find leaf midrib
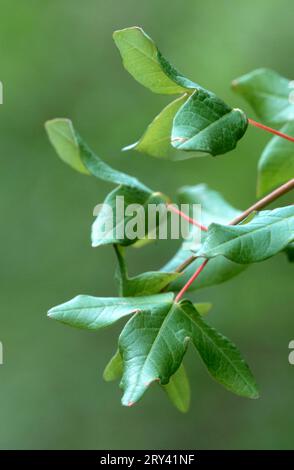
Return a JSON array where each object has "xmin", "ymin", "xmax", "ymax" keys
[{"xmin": 126, "ymin": 301, "xmax": 176, "ymax": 399}]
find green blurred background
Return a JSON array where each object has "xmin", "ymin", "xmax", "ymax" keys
[{"xmin": 0, "ymin": 0, "xmax": 293, "ymax": 450}]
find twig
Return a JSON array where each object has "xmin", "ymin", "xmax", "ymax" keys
[
  {"xmin": 173, "ymin": 178, "xmax": 294, "ymax": 299},
  {"xmin": 167, "ymin": 204, "xmax": 208, "ymax": 231},
  {"xmin": 249, "ymin": 119, "xmax": 294, "ymax": 143},
  {"xmin": 229, "ymin": 179, "xmax": 294, "ymax": 225}
]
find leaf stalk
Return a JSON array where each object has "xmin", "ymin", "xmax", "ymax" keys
[{"xmin": 248, "ymin": 118, "xmax": 294, "ymax": 143}]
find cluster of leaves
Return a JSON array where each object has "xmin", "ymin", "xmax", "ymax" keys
[
  {"xmin": 46, "ymin": 27, "xmax": 294, "ymax": 412},
  {"xmin": 115, "ymin": 26, "xmax": 248, "ymax": 159}
]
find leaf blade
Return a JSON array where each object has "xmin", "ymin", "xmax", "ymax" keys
[
  {"xmin": 194, "ymin": 302, "xmax": 212, "ymax": 316},
  {"xmin": 232, "ymin": 68, "xmax": 294, "ymax": 124},
  {"xmin": 114, "ymin": 245, "xmax": 179, "ymax": 296},
  {"xmin": 180, "ymin": 301, "xmax": 259, "ymax": 399},
  {"xmin": 45, "ymin": 118, "xmax": 89, "ymax": 174},
  {"xmin": 45, "ymin": 118, "xmax": 148, "ymax": 191},
  {"xmin": 48, "ymin": 293, "xmax": 174, "ymax": 330},
  {"xmin": 103, "ymin": 350, "xmax": 123, "ymax": 382},
  {"xmin": 120, "ymin": 299, "xmax": 258, "ymax": 406},
  {"xmin": 113, "ymin": 26, "xmax": 196, "ymax": 95},
  {"xmin": 171, "ymin": 90, "xmax": 248, "ymax": 156},
  {"xmin": 163, "ymin": 364, "xmax": 191, "ymax": 413},
  {"xmin": 119, "ymin": 302, "xmax": 189, "ymax": 406},
  {"xmin": 198, "ymin": 206, "xmax": 294, "ymax": 264},
  {"xmin": 124, "ymin": 95, "xmax": 188, "ymax": 159},
  {"xmin": 257, "ymin": 122, "xmax": 294, "ymax": 196}
]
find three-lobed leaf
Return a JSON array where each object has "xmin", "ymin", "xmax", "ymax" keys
[
  {"xmin": 171, "ymin": 89, "xmax": 248, "ymax": 156},
  {"xmin": 198, "ymin": 206, "xmax": 294, "ymax": 264},
  {"xmin": 232, "ymin": 68, "xmax": 294, "ymax": 124},
  {"xmin": 120, "ymin": 300, "xmax": 258, "ymax": 406}
]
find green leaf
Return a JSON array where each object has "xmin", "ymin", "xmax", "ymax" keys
[
  {"xmin": 177, "ymin": 183, "xmax": 241, "ymax": 225},
  {"xmin": 232, "ymin": 68, "xmax": 294, "ymax": 124},
  {"xmin": 45, "ymin": 118, "xmax": 147, "ymax": 191},
  {"xmin": 113, "ymin": 27, "xmax": 196, "ymax": 95},
  {"xmin": 103, "ymin": 350, "xmax": 123, "ymax": 382},
  {"xmin": 257, "ymin": 122, "xmax": 294, "ymax": 196},
  {"xmin": 114, "ymin": 246, "xmax": 179, "ymax": 296},
  {"xmin": 119, "ymin": 301, "xmax": 187, "ymax": 406},
  {"xmin": 198, "ymin": 206, "xmax": 294, "ymax": 264},
  {"xmin": 194, "ymin": 302, "xmax": 212, "ymax": 316},
  {"xmin": 162, "ymin": 184, "xmax": 247, "ymax": 292},
  {"xmin": 124, "ymin": 95, "xmax": 195, "ymax": 160},
  {"xmin": 171, "ymin": 89, "xmax": 248, "ymax": 156},
  {"xmin": 91, "ymin": 186, "xmax": 168, "ymax": 247},
  {"xmin": 45, "ymin": 118, "xmax": 89, "ymax": 174},
  {"xmin": 163, "ymin": 364, "xmax": 190, "ymax": 413},
  {"xmin": 120, "ymin": 300, "xmax": 258, "ymax": 406},
  {"xmin": 48, "ymin": 293, "xmax": 174, "ymax": 330},
  {"xmin": 123, "ymin": 272, "xmax": 180, "ymax": 296}
]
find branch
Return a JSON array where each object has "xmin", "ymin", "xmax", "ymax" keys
[
  {"xmin": 173, "ymin": 178, "xmax": 294, "ymax": 300},
  {"xmin": 175, "ymin": 254, "xmax": 196, "ymax": 273},
  {"xmin": 175, "ymin": 259, "xmax": 208, "ymax": 302},
  {"xmin": 167, "ymin": 204, "xmax": 208, "ymax": 231},
  {"xmin": 229, "ymin": 178, "xmax": 294, "ymax": 225}
]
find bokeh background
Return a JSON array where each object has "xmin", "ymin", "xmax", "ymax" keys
[{"xmin": 0, "ymin": 0, "xmax": 293, "ymax": 450}]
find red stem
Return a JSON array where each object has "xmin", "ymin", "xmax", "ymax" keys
[
  {"xmin": 167, "ymin": 204, "xmax": 208, "ymax": 232},
  {"xmin": 248, "ymin": 118, "xmax": 294, "ymax": 143},
  {"xmin": 175, "ymin": 259, "xmax": 209, "ymax": 302},
  {"xmin": 174, "ymin": 178, "xmax": 294, "ymax": 302}
]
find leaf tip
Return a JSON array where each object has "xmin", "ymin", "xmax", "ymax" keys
[
  {"xmin": 113, "ymin": 26, "xmax": 144, "ymax": 41},
  {"xmin": 47, "ymin": 308, "xmax": 55, "ymax": 319},
  {"xmin": 45, "ymin": 117, "xmax": 72, "ymax": 131},
  {"xmin": 251, "ymin": 389, "xmax": 260, "ymax": 400},
  {"xmin": 122, "ymin": 142, "xmax": 138, "ymax": 152}
]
